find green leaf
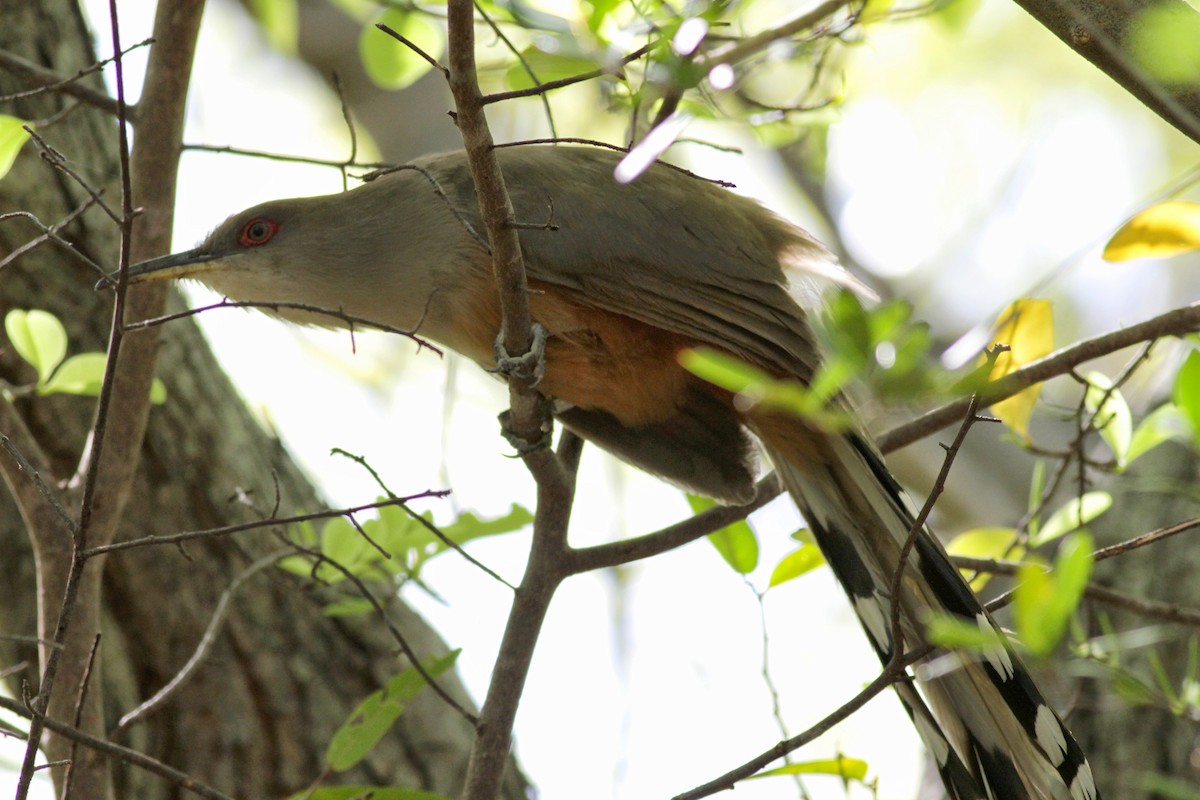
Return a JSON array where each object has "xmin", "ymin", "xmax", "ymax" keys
[
  {"xmin": 504, "ymin": 45, "xmax": 605, "ymax": 91},
  {"xmin": 323, "ymin": 597, "xmax": 375, "ymax": 618},
  {"xmin": 768, "ymin": 545, "xmax": 826, "ymax": 587},
  {"xmin": 278, "ymin": 554, "xmax": 317, "ymax": 576},
  {"xmin": 40, "ymin": 353, "xmax": 106, "ymax": 396},
  {"xmin": 752, "ymin": 756, "xmax": 869, "ymax": 781},
  {"xmin": 5, "ymin": 309, "xmax": 67, "ymax": 383},
  {"xmin": 360, "ymin": 9, "xmax": 444, "ymax": 91},
  {"xmin": 1128, "ymin": 4, "xmax": 1200, "ymax": 87},
  {"xmin": 320, "ymin": 516, "xmax": 378, "ymax": 580},
  {"xmin": 326, "ymin": 650, "xmax": 460, "ymax": 772},
  {"xmin": 247, "ymin": 0, "xmax": 298, "ymax": 53},
  {"xmin": 149, "ymin": 377, "xmax": 168, "ymax": 404},
  {"xmin": 1015, "ymin": 532, "xmax": 1094, "ymax": 656},
  {"xmin": 687, "ymin": 494, "xmax": 758, "ymax": 574},
  {"xmin": 1174, "ymin": 351, "xmax": 1200, "ymax": 443},
  {"xmin": 0, "ymin": 115, "xmax": 31, "ymax": 180},
  {"xmin": 1030, "ymin": 491, "xmax": 1111, "ymax": 547},
  {"xmin": 439, "ymin": 504, "xmax": 533, "ymax": 544},
  {"xmin": 1127, "ymin": 403, "xmax": 1191, "ymax": 464},
  {"xmin": 680, "ymin": 348, "xmax": 846, "ymax": 428},
  {"xmin": 945, "ymin": 527, "xmax": 1023, "ymax": 590},
  {"xmin": 1137, "ymin": 774, "xmax": 1200, "ymax": 800},
  {"xmin": 297, "ymin": 787, "xmax": 448, "ymax": 800},
  {"xmin": 1084, "ymin": 372, "xmax": 1133, "ymax": 466},
  {"xmin": 925, "ymin": 613, "xmax": 1006, "ymax": 650}
]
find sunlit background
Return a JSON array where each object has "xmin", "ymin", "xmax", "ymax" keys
[{"xmin": 4, "ymin": 0, "xmax": 1198, "ymax": 797}]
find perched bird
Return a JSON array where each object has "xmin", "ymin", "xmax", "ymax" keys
[{"xmin": 126, "ymin": 145, "xmax": 1097, "ymax": 800}]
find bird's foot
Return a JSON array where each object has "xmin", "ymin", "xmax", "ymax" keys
[
  {"xmin": 491, "ymin": 323, "xmax": 547, "ymax": 388},
  {"xmin": 498, "ymin": 406, "xmax": 554, "ymax": 454}
]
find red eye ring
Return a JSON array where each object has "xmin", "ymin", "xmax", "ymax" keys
[{"xmin": 238, "ymin": 218, "xmax": 279, "ymax": 247}]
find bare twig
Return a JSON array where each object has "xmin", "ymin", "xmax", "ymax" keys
[
  {"xmin": 79, "ymin": 492, "xmax": 450, "ymax": 558},
  {"xmin": 878, "ymin": 302, "xmax": 1200, "ymax": 453},
  {"xmin": 887, "ymin": 393, "xmax": 987, "ymax": 656},
  {"xmin": 0, "ymin": 41, "xmax": 152, "ymax": 118},
  {"xmin": 118, "ymin": 297, "xmax": 441, "ymax": 354},
  {"xmin": 482, "ymin": 44, "xmax": 654, "ymax": 106},
  {"xmin": 114, "ymin": 552, "xmax": 286, "ymax": 733},
  {"xmin": 672, "ymin": 646, "xmax": 928, "ymax": 800},
  {"xmin": 0, "ymin": 696, "xmax": 235, "ymax": 800}
]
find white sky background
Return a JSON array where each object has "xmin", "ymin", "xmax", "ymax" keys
[{"xmin": 4, "ymin": 0, "xmax": 1198, "ymax": 798}]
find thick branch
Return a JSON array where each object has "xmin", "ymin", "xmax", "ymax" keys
[{"xmin": 1013, "ymin": 0, "xmax": 1200, "ymax": 145}]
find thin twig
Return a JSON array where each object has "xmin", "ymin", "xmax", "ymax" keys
[
  {"xmin": 281, "ymin": 537, "xmax": 478, "ymax": 724},
  {"xmin": 878, "ymin": 302, "xmax": 1200, "ymax": 453},
  {"xmin": 114, "ymin": 552, "xmax": 287, "ymax": 733},
  {"xmin": 672, "ymin": 646, "xmax": 929, "ymax": 800},
  {"xmin": 117, "ymin": 298, "xmax": 441, "ymax": 354},
  {"xmin": 79, "ymin": 492, "xmax": 450, "ymax": 558},
  {"xmin": 0, "ymin": 696, "xmax": 235, "ymax": 800},
  {"xmin": 483, "ymin": 44, "xmax": 654, "ymax": 106},
  {"xmin": 0, "ymin": 41, "xmax": 152, "ymax": 118},
  {"xmin": 887, "ymin": 392, "xmax": 987, "ymax": 656}
]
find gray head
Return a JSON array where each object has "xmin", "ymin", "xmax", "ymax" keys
[{"xmin": 119, "ymin": 175, "xmax": 490, "ymax": 338}]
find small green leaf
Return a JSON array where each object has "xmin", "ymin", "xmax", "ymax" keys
[
  {"xmin": 925, "ymin": 613, "xmax": 1006, "ymax": 650},
  {"xmin": 278, "ymin": 554, "xmax": 317, "ymax": 576},
  {"xmin": 1174, "ymin": 351, "xmax": 1200, "ymax": 443},
  {"xmin": 0, "ymin": 115, "xmax": 31, "ymax": 179},
  {"xmin": 752, "ymin": 756, "xmax": 869, "ymax": 781},
  {"xmin": 5, "ymin": 309, "xmax": 67, "ymax": 383},
  {"xmin": 768, "ymin": 545, "xmax": 826, "ymax": 587},
  {"xmin": 1015, "ymin": 532, "xmax": 1094, "ymax": 656},
  {"xmin": 1084, "ymin": 372, "xmax": 1133, "ymax": 466},
  {"xmin": 504, "ymin": 45, "xmax": 605, "ymax": 91},
  {"xmin": 326, "ymin": 650, "xmax": 460, "ymax": 772},
  {"xmin": 40, "ymin": 353, "xmax": 106, "ymax": 396},
  {"xmin": 1127, "ymin": 403, "xmax": 1191, "ymax": 464},
  {"xmin": 1137, "ymin": 773, "xmax": 1200, "ymax": 800},
  {"xmin": 687, "ymin": 494, "xmax": 758, "ymax": 574},
  {"xmin": 1031, "ymin": 491, "xmax": 1111, "ymax": 547},
  {"xmin": 149, "ymin": 377, "xmax": 168, "ymax": 404},
  {"xmin": 440, "ymin": 504, "xmax": 533, "ymax": 544},
  {"xmin": 247, "ymin": 0, "xmax": 298, "ymax": 53},
  {"xmin": 323, "ymin": 597, "xmax": 375, "ymax": 618},
  {"xmin": 1127, "ymin": 4, "xmax": 1200, "ymax": 87},
  {"xmin": 320, "ymin": 516, "xmax": 377, "ymax": 580},
  {"xmin": 360, "ymin": 9, "xmax": 444, "ymax": 90}
]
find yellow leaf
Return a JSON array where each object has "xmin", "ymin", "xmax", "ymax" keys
[
  {"xmin": 1103, "ymin": 201, "xmax": 1200, "ymax": 261},
  {"xmin": 946, "ymin": 526, "xmax": 1024, "ymax": 591},
  {"xmin": 983, "ymin": 299, "xmax": 1053, "ymax": 439}
]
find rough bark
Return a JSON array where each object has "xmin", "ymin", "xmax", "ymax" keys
[{"xmin": 0, "ymin": 1, "xmax": 526, "ymax": 798}]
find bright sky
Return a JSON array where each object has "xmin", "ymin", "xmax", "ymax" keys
[{"xmin": 4, "ymin": 0, "xmax": 1196, "ymax": 798}]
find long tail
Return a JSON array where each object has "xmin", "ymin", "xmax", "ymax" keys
[{"xmin": 747, "ymin": 411, "xmax": 1098, "ymax": 800}]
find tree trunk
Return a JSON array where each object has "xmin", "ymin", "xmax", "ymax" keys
[{"xmin": 0, "ymin": 2, "xmax": 526, "ymax": 797}]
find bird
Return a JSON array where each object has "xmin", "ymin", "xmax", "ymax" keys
[{"xmin": 124, "ymin": 145, "xmax": 1098, "ymax": 800}]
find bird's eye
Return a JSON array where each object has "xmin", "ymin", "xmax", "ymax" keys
[{"xmin": 238, "ymin": 218, "xmax": 279, "ymax": 247}]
